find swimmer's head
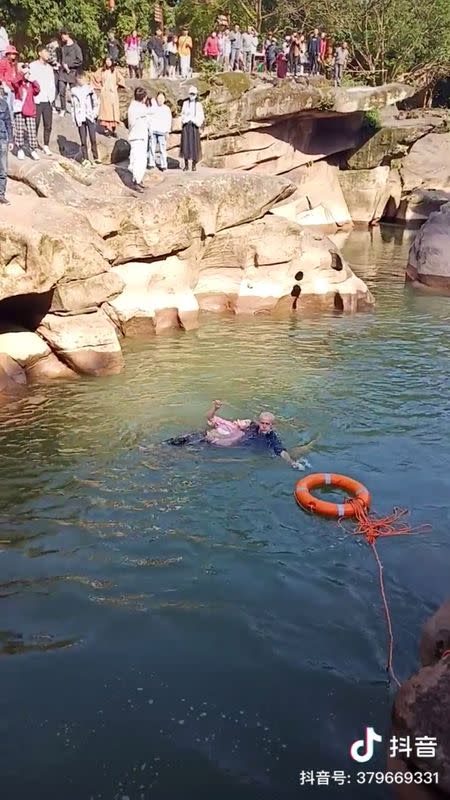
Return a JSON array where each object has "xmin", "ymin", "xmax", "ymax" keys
[{"xmin": 258, "ymin": 412, "xmax": 275, "ymax": 434}]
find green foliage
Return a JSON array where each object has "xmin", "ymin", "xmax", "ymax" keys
[
  {"xmin": 362, "ymin": 109, "xmax": 382, "ymax": 132},
  {"xmin": 1, "ymin": 0, "xmax": 449, "ymax": 82},
  {"xmin": 0, "ymin": 0, "xmax": 177, "ymax": 64},
  {"xmin": 196, "ymin": 56, "xmax": 221, "ymax": 77}
]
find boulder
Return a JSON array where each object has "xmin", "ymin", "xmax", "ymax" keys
[
  {"xmin": 202, "ymin": 113, "xmax": 365, "ymax": 173},
  {"xmin": 345, "ymin": 125, "xmax": 434, "ymax": 169},
  {"xmin": 37, "ymin": 310, "xmax": 124, "ymax": 376},
  {"xmin": 339, "ymin": 166, "xmax": 391, "ymax": 223},
  {"xmin": 100, "ymin": 173, "xmax": 294, "ymax": 264},
  {"xmin": 196, "ymin": 219, "xmax": 374, "ymax": 314},
  {"xmin": 109, "ymin": 256, "xmax": 198, "ymax": 335},
  {"xmin": 420, "ymin": 600, "xmax": 450, "ymax": 667},
  {"xmin": 0, "ymin": 352, "xmax": 27, "ymax": 396},
  {"xmin": 401, "ymin": 131, "xmax": 450, "ymax": 193},
  {"xmin": 50, "ymin": 272, "xmax": 124, "ymax": 313},
  {"xmin": 0, "ymin": 196, "xmax": 113, "ymax": 301},
  {"xmin": 26, "ymin": 352, "xmax": 79, "ymax": 381},
  {"xmin": 0, "ymin": 327, "xmax": 50, "ymax": 368},
  {"xmin": 213, "ymin": 79, "xmax": 413, "ymax": 128},
  {"xmin": 333, "ymin": 83, "xmax": 414, "ymax": 114},
  {"xmin": 395, "ymin": 188, "xmax": 449, "ymax": 226},
  {"xmin": 406, "ymin": 202, "xmax": 450, "ymax": 292},
  {"xmin": 272, "ymin": 161, "xmax": 352, "ymax": 228},
  {"xmin": 392, "ymin": 659, "xmax": 450, "ymax": 794},
  {"xmin": 8, "ymin": 153, "xmax": 94, "ymax": 197}
]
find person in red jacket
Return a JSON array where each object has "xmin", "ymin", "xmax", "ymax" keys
[
  {"xmin": 0, "ymin": 43, "xmax": 20, "ymax": 87},
  {"xmin": 203, "ymin": 31, "xmax": 219, "ymax": 60},
  {"xmin": 12, "ymin": 63, "xmax": 40, "ymax": 160},
  {"xmin": 0, "ymin": 44, "xmax": 20, "ymax": 114},
  {"xmin": 319, "ymin": 31, "xmax": 328, "ymax": 72}
]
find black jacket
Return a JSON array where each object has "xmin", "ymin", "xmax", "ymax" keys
[
  {"xmin": 61, "ymin": 41, "xmax": 83, "ymax": 70},
  {"xmin": 147, "ymin": 35, "xmax": 164, "ymax": 58}
]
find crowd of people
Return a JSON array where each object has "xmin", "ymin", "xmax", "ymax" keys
[
  {"xmin": 0, "ymin": 24, "xmax": 205, "ymax": 202},
  {"xmin": 109, "ymin": 25, "xmax": 349, "ymax": 85},
  {"xmin": 0, "ymin": 19, "xmax": 349, "ymax": 204},
  {"xmin": 201, "ymin": 26, "xmax": 349, "ymax": 83},
  {"xmin": 108, "ymin": 27, "xmax": 195, "ymax": 80}
]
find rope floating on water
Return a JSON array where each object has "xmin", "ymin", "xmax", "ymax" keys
[{"xmin": 339, "ymin": 499, "xmax": 431, "ymax": 689}]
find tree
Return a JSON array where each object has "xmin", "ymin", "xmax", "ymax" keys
[
  {"xmin": 0, "ymin": 0, "xmax": 175, "ymax": 63},
  {"xmin": 297, "ymin": 0, "xmax": 450, "ymax": 84}
]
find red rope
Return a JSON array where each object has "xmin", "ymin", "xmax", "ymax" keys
[{"xmin": 339, "ymin": 498, "xmax": 431, "ymax": 688}]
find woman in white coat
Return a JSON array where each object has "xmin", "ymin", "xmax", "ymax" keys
[{"xmin": 179, "ymin": 85, "xmax": 204, "ymax": 172}]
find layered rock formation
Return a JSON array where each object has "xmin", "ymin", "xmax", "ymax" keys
[
  {"xmin": 406, "ymin": 202, "xmax": 450, "ymax": 292},
  {"xmin": 0, "ymin": 159, "xmax": 374, "ymax": 399}
]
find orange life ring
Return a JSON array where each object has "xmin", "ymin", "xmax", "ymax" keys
[{"xmin": 294, "ymin": 473, "xmax": 371, "ymax": 518}]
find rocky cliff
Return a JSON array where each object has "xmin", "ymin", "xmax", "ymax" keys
[
  {"xmin": 0, "ymin": 159, "xmax": 374, "ymax": 400},
  {"xmin": 3, "ymin": 73, "xmax": 439, "ymax": 400}
]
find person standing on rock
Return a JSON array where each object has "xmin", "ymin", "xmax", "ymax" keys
[
  {"xmin": 0, "ymin": 45, "xmax": 20, "ymax": 115},
  {"xmin": 93, "ymin": 56, "xmax": 125, "ymax": 138},
  {"xmin": 127, "ymin": 87, "xmax": 151, "ymax": 192},
  {"xmin": 178, "ymin": 28, "xmax": 193, "ymax": 79},
  {"xmin": 250, "ymin": 28, "xmax": 259, "ymax": 72},
  {"xmin": 58, "ymin": 30, "xmax": 83, "ymax": 117},
  {"xmin": 12, "ymin": 63, "xmax": 40, "ymax": 160},
  {"xmin": 289, "ymin": 34, "xmax": 301, "ymax": 77},
  {"xmin": 45, "ymin": 36, "xmax": 61, "ymax": 111},
  {"xmin": 333, "ymin": 42, "xmax": 349, "ymax": 86},
  {"xmin": 180, "ymin": 85, "xmax": 204, "ymax": 172},
  {"xmin": 219, "ymin": 28, "xmax": 231, "ymax": 71},
  {"xmin": 203, "ymin": 31, "xmax": 219, "ymax": 61},
  {"xmin": 299, "ymin": 34, "xmax": 308, "ymax": 75},
  {"xmin": 148, "ymin": 29, "xmax": 165, "ymax": 78},
  {"xmin": 30, "ymin": 46, "xmax": 56, "ymax": 155},
  {"xmin": 124, "ymin": 30, "xmax": 141, "ymax": 79},
  {"xmin": 265, "ymin": 37, "xmax": 277, "ymax": 74},
  {"xmin": 241, "ymin": 27, "xmax": 253, "ymax": 73},
  {"xmin": 0, "ymin": 82, "xmax": 13, "ymax": 204},
  {"xmin": 319, "ymin": 31, "xmax": 328, "ymax": 72},
  {"xmin": 148, "ymin": 91, "xmax": 172, "ymax": 172},
  {"xmin": 166, "ymin": 35, "xmax": 178, "ymax": 79},
  {"xmin": 106, "ymin": 31, "xmax": 121, "ymax": 65},
  {"xmin": 308, "ymin": 28, "xmax": 321, "ymax": 75},
  {"xmin": 229, "ymin": 24, "xmax": 242, "ymax": 71},
  {"xmin": 71, "ymin": 70, "xmax": 100, "ymax": 167}
]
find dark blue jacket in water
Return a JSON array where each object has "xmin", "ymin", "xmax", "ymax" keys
[{"xmin": 241, "ymin": 422, "xmax": 284, "ymax": 456}]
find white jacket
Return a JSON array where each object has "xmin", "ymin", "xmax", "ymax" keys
[
  {"xmin": 127, "ymin": 100, "xmax": 151, "ymax": 141},
  {"xmin": 181, "ymin": 99, "xmax": 204, "ymax": 128},
  {"xmin": 29, "ymin": 60, "xmax": 56, "ymax": 104},
  {"xmin": 71, "ymin": 84, "xmax": 98, "ymax": 125},
  {"xmin": 151, "ymin": 103, "xmax": 172, "ymax": 135}
]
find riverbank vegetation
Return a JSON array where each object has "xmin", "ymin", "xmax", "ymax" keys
[{"xmin": 2, "ymin": 0, "xmax": 449, "ymax": 88}]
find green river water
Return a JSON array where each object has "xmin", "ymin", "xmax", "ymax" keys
[{"xmin": 1, "ymin": 226, "xmax": 450, "ymax": 799}]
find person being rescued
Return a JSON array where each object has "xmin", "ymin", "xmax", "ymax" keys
[{"xmin": 169, "ymin": 399, "xmax": 307, "ymax": 469}]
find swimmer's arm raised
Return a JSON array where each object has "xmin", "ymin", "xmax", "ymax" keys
[{"xmin": 206, "ymin": 399, "xmax": 222, "ymax": 426}]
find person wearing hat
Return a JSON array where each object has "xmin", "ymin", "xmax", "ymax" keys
[
  {"xmin": 0, "ymin": 45, "xmax": 20, "ymax": 115},
  {"xmin": 0, "ymin": 44, "xmax": 19, "ymax": 87},
  {"xmin": 179, "ymin": 85, "xmax": 204, "ymax": 172}
]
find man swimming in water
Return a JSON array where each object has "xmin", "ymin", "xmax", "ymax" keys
[{"xmin": 169, "ymin": 400, "xmax": 304, "ymax": 468}]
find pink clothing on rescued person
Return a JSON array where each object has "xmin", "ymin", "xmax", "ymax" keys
[{"xmin": 206, "ymin": 414, "xmax": 251, "ymax": 446}]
